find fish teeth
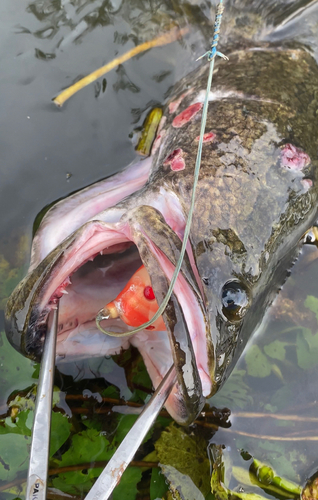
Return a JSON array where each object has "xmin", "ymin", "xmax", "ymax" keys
[
  {"xmin": 100, "ymin": 250, "xmax": 104, "ymax": 255},
  {"xmin": 61, "ymin": 289, "xmax": 68, "ymax": 294}
]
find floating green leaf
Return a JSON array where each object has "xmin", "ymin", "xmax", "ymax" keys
[
  {"xmin": 245, "ymin": 345, "xmax": 271, "ymax": 378},
  {"xmin": 53, "ymin": 457, "xmax": 141, "ymax": 498},
  {"xmin": 8, "ymin": 385, "xmax": 61, "ymax": 414},
  {"xmin": 52, "ymin": 428, "xmax": 116, "ymax": 495},
  {"xmin": 304, "ymin": 295, "xmax": 318, "ymax": 323},
  {"xmin": 270, "ymin": 384, "xmax": 293, "ymax": 412},
  {"xmin": 113, "ymin": 467, "xmax": 142, "ymax": 500},
  {"xmin": 57, "ymin": 428, "xmax": 115, "ymax": 467},
  {"xmin": 155, "ymin": 424, "xmax": 210, "ymax": 498},
  {"xmin": 102, "ymin": 385, "xmax": 121, "ymax": 399},
  {"xmin": 114, "ymin": 415, "xmax": 139, "ymax": 445},
  {"xmin": 263, "ymin": 341, "xmax": 287, "ymax": 361},
  {"xmin": 1, "ymin": 481, "xmax": 26, "ymax": 499},
  {"xmin": 296, "ymin": 328, "xmax": 318, "ymax": 370},
  {"xmin": 50, "ymin": 412, "xmax": 72, "ymax": 457},
  {"xmin": 210, "ymin": 370, "xmax": 253, "ymax": 409},
  {"xmin": 0, "ymin": 410, "xmax": 32, "ymax": 437},
  {"xmin": 150, "ymin": 467, "xmax": 168, "ymax": 500},
  {"xmin": 52, "ymin": 468, "xmax": 100, "ymax": 496},
  {"xmin": 0, "ymin": 433, "xmax": 30, "ymax": 481},
  {"xmin": 114, "ymin": 414, "xmax": 154, "ymax": 446}
]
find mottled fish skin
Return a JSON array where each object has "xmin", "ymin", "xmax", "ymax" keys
[
  {"xmin": 5, "ymin": 44, "xmax": 318, "ymax": 424},
  {"xmin": 130, "ymin": 45, "xmax": 318, "ymax": 390}
]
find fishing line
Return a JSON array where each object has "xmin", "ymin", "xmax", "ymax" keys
[{"xmin": 96, "ymin": 0, "xmax": 228, "ymax": 337}]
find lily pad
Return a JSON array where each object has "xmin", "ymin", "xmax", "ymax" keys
[
  {"xmin": 263, "ymin": 341, "xmax": 287, "ymax": 361},
  {"xmin": 296, "ymin": 328, "xmax": 318, "ymax": 370},
  {"xmin": 245, "ymin": 345, "xmax": 271, "ymax": 378},
  {"xmin": 0, "ymin": 433, "xmax": 30, "ymax": 482}
]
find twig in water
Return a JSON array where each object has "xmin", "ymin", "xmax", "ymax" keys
[
  {"xmin": 233, "ymin": 411, "xmax": 318, "ymax": 423},
  {"xmin": 53, "ymin": 27, "xmax": 188, "ymax": 107},
  {"xmin": 224, "ymin": 428, "xmax": 318, "ymax": 441}
]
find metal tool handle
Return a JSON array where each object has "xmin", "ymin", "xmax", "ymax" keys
[
  {"xmin": 85, "ymin": 364, "xmax": 177, "ymax": 500},
  {"xmin": 26, "ymin": 306, "xmax": 59, "ymax": 500}
]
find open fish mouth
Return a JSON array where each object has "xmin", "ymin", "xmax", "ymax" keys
[
  {"xmin": 31, "ymin": 219, "xmax": 210, "ymax": 391},
  {"xmin": 6, "ymin": 172, "xmax": 211, "ymax": 424}
]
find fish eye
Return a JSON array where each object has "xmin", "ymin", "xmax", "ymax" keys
[{"xmin": 221, "ymin": 281, "xmax": 249, "ymax": 321}]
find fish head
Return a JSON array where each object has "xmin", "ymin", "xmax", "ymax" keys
[{"xmin": 5, "ymin": 46, "xmax": 318, "ymax": 425}]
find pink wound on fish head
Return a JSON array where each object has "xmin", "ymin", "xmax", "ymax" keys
[
  {"xmin": 195, "ymin": 132, "xmax": 216, "ymax": 143},
  {"xmin": 281, "ymin": 144, "xmax": 311, "ymax": 171},
  {"xmin": 172, "ymin": 103, "xmax": 203, "ymax": 128},
  {"xmin": 170, "ymin": 157, "xmax": 185, "ymax": 171},
  {"xmin": 163, "ymin": 148, "xmax": 185, "ymax": 171}
]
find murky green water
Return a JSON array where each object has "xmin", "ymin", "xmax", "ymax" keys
[{"xmin": 1, "ymin": 0, "xmax": 318, "ymax": 499}]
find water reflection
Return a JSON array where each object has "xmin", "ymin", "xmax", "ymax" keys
[{"xmin": 20, "ymin": 0, "xmax": 211, "ymax": 54}]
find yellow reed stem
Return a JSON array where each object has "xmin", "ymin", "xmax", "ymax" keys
[{"xmin": 53, "ymin": 26, "xmax": 189, "ymax": 107}]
